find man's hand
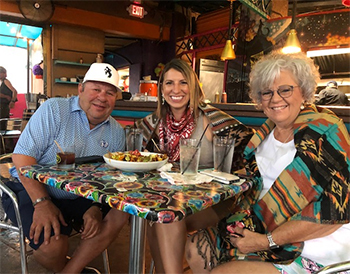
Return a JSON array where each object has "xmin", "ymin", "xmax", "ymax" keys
[
  {"xmin": 80, "ymin": 206, "xmax": 103, "ymax": 240},
  {"xmin": 30, "ymin": 200, "xmax": 67, "ymax": 245}
]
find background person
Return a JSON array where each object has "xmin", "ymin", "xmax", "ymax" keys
[
  {"xmin": 186, "ymin": 52, "xmax": 350, "ymax": 274},
  {"xmin": 136, "ymin": 58, "xmax": 254, "ymax": 273},
  {"xmin": 0, "ymin": 66, "xmax": 18, "ymax": 131},
  {"xmin": 314, "ymin": 80, "xmax": 349, "ymax": 106},
  {"xmin": 2, "ymin": 63, "xmax": 129, "ymax": 274}
]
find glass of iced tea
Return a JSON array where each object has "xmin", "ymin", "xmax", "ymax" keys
[{"xmin": 56, "ymin": 146, "xmax": 75, "ymax": 169}]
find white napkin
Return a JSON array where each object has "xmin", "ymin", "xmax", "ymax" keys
[
  {"xmin": 157, "ymin": 163, "xmax": 173, "ymax": 172},
  {"xmin": 160, "ymin": 171, "xmax": 213, "ymax": 185}
]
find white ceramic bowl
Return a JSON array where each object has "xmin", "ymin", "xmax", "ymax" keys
[
  {"xmin": 103, "ymin": 151, "xmax": 168, "ymax": 172},
  {"xmin": 60, "ymin": 77, "xmax": 67, "ymax": 81},
  {"xmin": 70, "ymin": 77, "xmax": 77, "ymax": 82}
]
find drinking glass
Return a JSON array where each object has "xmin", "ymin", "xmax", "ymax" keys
[
  {"xmin": 56, "ymin": 145, "xmax": 75, "ymax": 169},
  {"xmin": 213, "ymin": 136, "xmax": 235, "ymax": 173},
  {"xmin": 180, "ymin": 139, "xmax": 201, "ymax": 177},
  {"xmin": 125, "ymin": 128, "xmax": 143, "ymax": 151}
]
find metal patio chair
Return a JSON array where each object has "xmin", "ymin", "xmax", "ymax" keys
[
  {"xmin": 0, "ymin": 118, "xmax": 23, "ymax": 154},
  {"xmin": 315, "ymin": 260, "xmax": 350, "ymax": 274},
  {"xmin": 0, "ymin": 153, "xmax": 111, "ymax": 274}
]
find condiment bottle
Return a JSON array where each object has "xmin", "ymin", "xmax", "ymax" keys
[
  {"xmin": 96, "ymin": 54, "xmax": 103, "ymax": 63},
  {"xmin": 222, "ymin": 91, "xmax": 227, "ymax": 103},
  {"xmin": 215, "ymin": 91, "xmax": 220, "ymax": 103},
  {"xmin": 79, "ymin": 57, "xmax": 83, "ymax": 64}
]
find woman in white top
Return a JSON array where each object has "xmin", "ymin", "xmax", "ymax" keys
[{"xmin": 185, "ymin": 52, "xmax": 350, "ymax": 274}]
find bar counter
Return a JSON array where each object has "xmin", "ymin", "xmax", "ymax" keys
[{"xmin": 112, "ymin": 101, "xmax": 350, "ymax": 132}]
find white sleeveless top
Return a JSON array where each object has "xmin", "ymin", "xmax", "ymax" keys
[{"xmin": 256, "ymin": 128, "xmax": 296, "ymax": 199}]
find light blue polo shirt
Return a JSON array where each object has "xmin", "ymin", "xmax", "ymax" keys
[{"xmin": 11, "ymin": 96, "xmax": 125, "ymax": 198}]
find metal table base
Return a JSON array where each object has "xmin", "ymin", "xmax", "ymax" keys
[{"xmin": 129, "ymin": 215, "xmax": 147, "ymax": 274}]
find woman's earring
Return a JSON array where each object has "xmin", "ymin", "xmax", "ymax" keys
[
  {"xmin": 162, "ymin": 96, "xmax": 165, "ymax": 105},
  {"xmin": 300, "ymin": 103, "xmax": 305, "ymax": 110}
]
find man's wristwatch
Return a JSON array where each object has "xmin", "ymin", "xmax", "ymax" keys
[
  {"xmin": 266, "ymin": 232, "xmax": 280, "ymax": 250},
  {"xmin": 90, "ymin": 202, "xmax": 103, "ymax": 211}
]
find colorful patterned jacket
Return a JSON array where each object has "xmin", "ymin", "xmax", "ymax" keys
[
  {"xmin": 241, "ymin": 104, "xmax": 350, "ymax": 231},
  {"xmin": 135, "ymin": 103, "xmax": 254, "ymax": 171}
]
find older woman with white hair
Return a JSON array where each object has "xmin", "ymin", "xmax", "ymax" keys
[{"xmin": 185, "ymin": 52, "xmax": 350, "ymax": 274}]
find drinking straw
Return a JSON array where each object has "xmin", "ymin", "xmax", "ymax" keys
[
  {"xmin": 181, "ymin": 123, "xmax": 210, "ymax": 175},
  {"xmin": 133, "ymin": 120, "xmax": 136, "ymax": 151},
  {"xmin": 54, "ymin": 140, "xmax": 65, "ymax": 154},
  {"xmin": 151, "ymin": 139, "xmax": 161, "ymax": 152}
]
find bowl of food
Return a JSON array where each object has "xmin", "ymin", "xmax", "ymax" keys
[{"xmin": 103, "ymin": 150, "xmax": 168, "ymax": 172}]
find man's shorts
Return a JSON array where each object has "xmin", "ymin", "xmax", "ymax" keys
[{"xmin": 1, "ymin": 180, "xmax": 111, "ymax": 250}]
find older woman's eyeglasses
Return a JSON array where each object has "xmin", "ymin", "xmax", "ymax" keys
[{"xmin": 259, "ymin": 85, "xmax": 298, "ymax": 101}]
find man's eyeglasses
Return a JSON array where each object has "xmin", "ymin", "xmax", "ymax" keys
[{"xmin": 259, "ymin": 85, "xmax": 298, "ymax": 101}]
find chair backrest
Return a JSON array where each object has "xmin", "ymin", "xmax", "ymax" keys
[
  {"xmin": 0, "ymin": 118, "xmax": 23, "ymax": 133},
  {"xmin": 0, "ymin": 119, "xmax": 23, "ymax": 153},
  {"xmin": 0, "ymin": 154, "xmax": 13, "ymax": 178}
]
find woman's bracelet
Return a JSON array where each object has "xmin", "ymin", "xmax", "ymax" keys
[{"xmin": 32, "ymin": 196, "xmax": 51, "ymax": 207}]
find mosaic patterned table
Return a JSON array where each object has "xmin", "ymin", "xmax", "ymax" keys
[{"xmin": 19, "ymin": 162, "xmax": 252, "ymax": 273}]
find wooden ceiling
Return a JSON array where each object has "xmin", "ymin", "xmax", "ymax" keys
[
  {"xmin": 1, "ymin": 0, "xmax": 347, "ymax": 53},
  {"xmin": 104, "ymin": 0, "xmax": 347, "ymax": 52}
]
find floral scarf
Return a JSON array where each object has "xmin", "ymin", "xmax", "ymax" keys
[{"xmin": 158, "ymin": 108, "xmax": 195, "ymax": 162}]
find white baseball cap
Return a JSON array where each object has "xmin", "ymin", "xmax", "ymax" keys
[{"xmin": 83, "ymin": 63, "xmax": 119, "ymax": 89}]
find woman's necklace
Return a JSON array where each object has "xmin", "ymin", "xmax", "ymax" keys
[{"xmin": 274, "ymin": 129, "xmax": 294, "ymax": 144}]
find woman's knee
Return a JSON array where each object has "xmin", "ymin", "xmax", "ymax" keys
[
  {"xmin": 185, "ymin": 235, "xmax": 197, "ymax": 263},
  {"xmin": 103, "ymin": 209, "xmax": 129, "ymax": 233},
  {"xmin": 185, "ymin": 207, "xmax": 219, "ymax": 232}
]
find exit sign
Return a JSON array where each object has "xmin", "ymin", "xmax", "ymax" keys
[{"xmin": 127, "ymin": 4, "xmax": 147, "ymax": 19}]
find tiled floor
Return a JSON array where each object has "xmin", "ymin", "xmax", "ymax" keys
[
  {"xmin": 0, "ymin": 216, "xmax": 153, "ymax": 274},
  {"xmin": 0, "ymin": 216, "xmax": 193, "ymax": 274}
]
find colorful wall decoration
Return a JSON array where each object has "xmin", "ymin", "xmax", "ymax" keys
[{"xmin": 225, "ymin": 9, "xmax": 350, "ymax": 103}]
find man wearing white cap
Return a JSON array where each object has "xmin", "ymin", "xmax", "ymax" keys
[{"xmin": 2, "ymin": 63, "xmax": 129, "ymax": 274}]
